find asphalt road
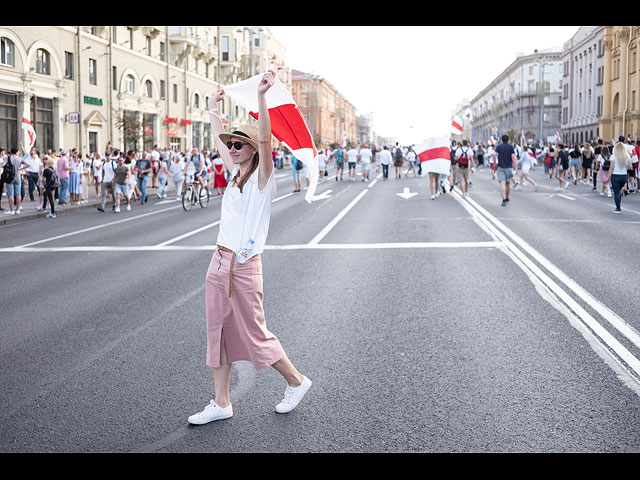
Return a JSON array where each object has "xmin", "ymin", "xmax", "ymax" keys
[{"xmin": 1, "ymin": 163, "xmax": 640, "ymax": 453}]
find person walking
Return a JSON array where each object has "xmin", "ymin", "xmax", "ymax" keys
[
  {"xmin": 378, "ymin": 145, "xmax": 391, "ymax": 180},
  {"xmin": 581, "ymin": 142, "xmax": 595, "ymax": 186},
  {"xmin": 596, "ymin": 145, "xmax": 612, "ymax": 197},
  {"xmin": 454, "ymin": 139, "xmax": 473, "ymax": 197},
  {"xmin": 517, "ymin": 146, "xmax": 539, "ymax": 191},
  {"xmin": 97, "ymin": 153, "xmax": 116, "ymax": 212},
  {"xmin": 212, "ymin": 153, "xmax": 227, "ymax": 195},
  {"xmin": 495, "ymin": 135, "xmax": 517, "ymax": 206},
  {"xmin": 188, "ymin": 71, "xmax": 312, "ymax": 425},
  {"xmin": 608, "ymin": 141, "xmax": 633, "ymax": 214},
  {"xmin": 113, "ymin": 156, "xmax": 130, "ymax": 213},
  {"xmin": 359, "ymin": 144, "xmax": 372, "ymax": 181},
  {"xmin": 39, "ymin": 156, "xmax": 57, "ymax": 218},
  {"xmin": 332, "ymin": 147, "xmax": 345, "ymax": 181},
  {"xmin": 134, "ymin": 151, "xmax": 153, "ymax": 204},
  {"xmin": 393, "ymin": 144, "xmax": 404, "ymax": 179}
]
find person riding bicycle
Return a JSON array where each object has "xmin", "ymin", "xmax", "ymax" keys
[{"xmin": 184, "ymin": 147, "xmax": 205, "ymax": 195}]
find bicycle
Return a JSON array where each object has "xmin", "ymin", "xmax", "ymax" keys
[{"xmin": 182, "ymin": 174, "xmax": 209, "ymax": 211}]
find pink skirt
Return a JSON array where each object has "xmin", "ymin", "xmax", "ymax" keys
[{"xmin": 205, "ymin": 248, "xmax": 285, "ymax": 370}]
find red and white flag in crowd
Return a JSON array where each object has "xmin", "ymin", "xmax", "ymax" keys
[
  {"xmin": 555, "ymin": 131, "xmax": 561, "ymax": 144},
  {"xmin": 488, "ymin": 136, "xmax": 496, "ymax": 146},
  {"xmin": 415, "ymin": 136, "xmax": 451, "ymax": 175},
  {"xmin": 223, "ymin": 72, "xmax": 318, "ymax": 203},
  {"xmin": 520, "ymin": 130, "xmax": 525, "ymax": 148},
  {"xmin": 22, "ymin": 117, "xmax": 36, "ymax": 149},
  {"xmin": 451, "ymin": 116, "xmax": 463, "ymax": 135}
]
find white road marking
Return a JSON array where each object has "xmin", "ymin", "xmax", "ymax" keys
[{"xmin": 451, "ymin": 188, "xmax": 640, "ymax": 392}]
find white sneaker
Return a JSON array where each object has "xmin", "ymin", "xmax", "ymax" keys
[
  {"xmin": 276, "ymin": 375, "xmax": 312, "ymax": 413},
  {"xmin": 114, "ymin": 207, "xmax": 120, "ymax": 213},
  {"xmin": 4, "ymin": 209, "xmax": 14, "ymax": 215},
  {"xmin": 188, "ymin": 400, "xmax": 233, "ymax": 425},
  {"xmin": 127, "ymin": 204, "xmax": 131, "ymax": 211}
]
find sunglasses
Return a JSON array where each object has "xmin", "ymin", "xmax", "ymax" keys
[{"xmin": 226, "ymin": 141, "xmax": 250, "ymax": 150}]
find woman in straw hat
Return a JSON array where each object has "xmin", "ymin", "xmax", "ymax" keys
[{"xmin": 188, "ymin": 71, "xmax": 311, "ymax": 425}]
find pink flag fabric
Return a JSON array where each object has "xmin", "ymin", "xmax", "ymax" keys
[
  {"xmin": 223, "ymin": 73, "xmax": 319, "ymax": 203},
  {"xmin": 415, "ymin": 136, "xmax": 451, "ymax": 175}
]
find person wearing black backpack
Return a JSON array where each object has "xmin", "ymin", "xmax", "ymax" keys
[
  {"xmin": 2, "ymin": 148, "xmax": 31, "ymax": 216},
  {"xmin": 38, "ymin": 156, "xmax": 57, "ymax": 218}
]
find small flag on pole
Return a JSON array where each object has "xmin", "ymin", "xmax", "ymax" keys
[{"xmin": 451, "ymin": 116, "xmax": 463, "ymax": 135}]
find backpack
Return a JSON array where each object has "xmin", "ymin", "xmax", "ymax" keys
[
  {"xmin": 602, "ymin": 156, "xmax": 610, "ymax": 171},
  {"xmin": 395, "ymin": 148, "xmax": 403, "ymax": 160},
  {"xmin": 46, "ymin": 167, "xmax": 59, "ymax": 189},
  {"xmin": 1, "ymin": 158, "xmax": 15, "ymax": 183},
  {"xmin": 458, "ymin": 148, "xmax": 469, "ymax": 168},
  {"xmin": 295, "ymin": 159, "xmax": 304, "ymax": 170}
]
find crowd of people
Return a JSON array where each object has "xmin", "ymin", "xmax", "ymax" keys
[
  {"xmin": 305, "ymin": 135, "xmax": 640, "ymax": 214},
  {"xmin": 2, "ymin": 135, "xmax": 638, "ymax": 219},
  {"xmin": 0, "ymin": 144, "xmax": 242, "ymax": 218}
]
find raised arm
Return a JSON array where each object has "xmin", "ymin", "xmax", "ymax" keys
[
  {"xmin": 208, "ymin": 90, "xmax": 235, "ymax": 174},
  {"xmin": 257, "ymin": 70, "xmax": 275, "ymax": 189}
]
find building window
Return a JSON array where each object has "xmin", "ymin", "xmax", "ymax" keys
[
  {"xmin": 36, "ymin": 49, "xmax": 51, "ymax": 75},
  {"xmin": 173, "ymin": 83, "xmax": 178, "ymax": 103},
  {"xmin": 145, "ymin": 80, "xmax": 153, "ymax": 98},
  {"xmin": 65, "ymin": 51, "xmax": 74, "ymax": 79},
  {"xmin": 89, "ymin": 58, "xmax": 97, "ymax": 85},
  {"xmin": 1, "ymin": 38, "xmax": 15, "ymax": 67},
  {"xmin": 0, "ymin": 91, "xmax": 18, "ymax": 150},
  {"xmin": 160, "ymin": 80, "xmax": 165, "ymax": 99},
  {"xmin": 112, "ymin": 66, "xmax": 117, "ymax": 91},
  {"xmin": 125, "ymin": 74, "xmax": 135, "ymax": 94},
  {"xmin": 222, "ymin": 36, "xmax": 229, "ymax": 61},
  {"xmin": 145, "ymin": 36, "xmax": 151, "ymax": 56},
  {"xmin": 31, "ymin": 96, "xmax": 53, "ymax": 151},
  {"xmin": 160, "ymin": 42, "xmax": 165, "ymax": 62},
  {"xmin": 127, "ymin": 27, "xmax": 134, "ymax": 49}
]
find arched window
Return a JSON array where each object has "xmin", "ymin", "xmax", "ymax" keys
[
  {"xmin": 0, "ymin": 37, "xmax": 15, "ymax": 67},
  {"xmin": 194, "ymin": 93, "xmax": 200, "ymax": 108},
  {"xmin": 145, "ymin": 80, "xmax": 153, "ymax": 98},
  {"xmin": 36, "ymin": 49, "xmax": 50, "ymax": 75},
  {"xmin": 125, "ymin": 74, "xmax": 135, "ymax": 94}
]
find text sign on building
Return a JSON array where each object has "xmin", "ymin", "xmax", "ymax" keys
[{"xmin": 84, "ymin": 96, "xmax": 103, "ymax": 106}]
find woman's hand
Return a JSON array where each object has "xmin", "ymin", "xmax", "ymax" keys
[
  {"xmin": 258, "ymin": 70, "xmax": 275, "ymax": 96},
  {"xmin": 209, "ymin": 89, "xmax": 225, "ymax": 109}
]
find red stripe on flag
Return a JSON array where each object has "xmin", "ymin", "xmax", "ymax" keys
[
  {"xmin": 250, "ymin": 103, "xmax": 316, "ymax": 155},
  {"xmin": 451, "ymin": 120, "xmax": 462, "ymax": 131},
  {"xmin": 418, "ymin": 147, "xmax": 450, "ymax": 163}
]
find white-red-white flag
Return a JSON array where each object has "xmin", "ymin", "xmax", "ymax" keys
[
  {"xmin": 22, "ymin": 117, "xmax": 36, "ymax": 149},
  {"xmin": 223, "ymin": 73, "xmax": 318, "ymax": 203},
  {"xmin": 415, "ymin": 136, "xmax": 451, "ymax": 175},
  {"xmin": 488, "ymin": 136, "xmax": 496, "ymax": 146},
  {"xmin": 451, "ymin": 116, "xmax": 463, "ymax": 135}
]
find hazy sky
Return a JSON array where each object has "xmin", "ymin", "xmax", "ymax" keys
[{"xmin": 268, "ymin": 25, "xmax": 581, "ymax": 144}]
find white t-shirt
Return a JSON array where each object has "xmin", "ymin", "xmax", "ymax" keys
[
  {"xmin": 611, "ymin": 154, "xmax": 631, "ymax": 175},
  {"xmin": 217, "ymin": 165, "xmax": 277, "ymax": 259},
  {"xmin": 346, "ymin": 149, "xmax": 358, "ymax": 163},
  {"xmin": 102, "ymin": 158, "xmax": 116, "ymax": 183},
  {"xmin": 379, "ymin": 149, "xmax": 392, "ymax": 165},
  {"xmin": 359, "ymin": 148, "xmax": 372, "ymax": 163}
]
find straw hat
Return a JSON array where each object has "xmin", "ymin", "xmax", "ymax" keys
[{"xmin": 219, "ymin": 124, "xmax": 259, "ymax": 151}]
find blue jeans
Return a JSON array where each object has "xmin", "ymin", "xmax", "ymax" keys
[
  {"xmin": 137, "ymin": 174, "xmax": 148, "ymax": 203},
  {"xmin": 59, "ymin": 177, "xmax": 69, "ymax": 203},
  {"xmin": 610, "ymin": 174, "xmax": 628, "ymax": 210},
  {"xmin": 158, "ymin": 175, "xmax": 167, "ymax": 196}
]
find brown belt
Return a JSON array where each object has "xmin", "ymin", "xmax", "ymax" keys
[{"xmin": 217, "ymin": 245, "xmax": 235, "ymax": 298}]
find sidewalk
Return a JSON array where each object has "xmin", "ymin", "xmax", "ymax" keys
[{"xmin": 0, "ymin": 180, "xmax": 169, "ymax": 226}]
